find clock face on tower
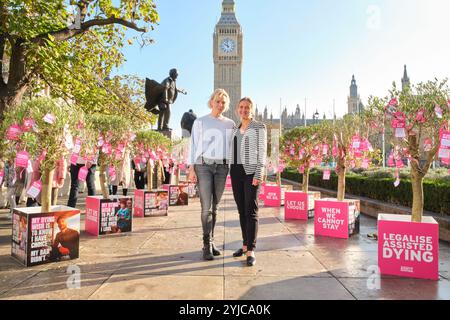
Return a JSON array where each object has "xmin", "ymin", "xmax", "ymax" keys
[{"xmin": 220, "ymin": 38, "xmax": 235, "ymax": 53}]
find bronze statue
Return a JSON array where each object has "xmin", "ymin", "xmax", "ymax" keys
[{"xmin": 144, "ymin": 68, "xmax": 187, "ymax": 131}]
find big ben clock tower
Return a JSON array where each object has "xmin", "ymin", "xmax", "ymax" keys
[{"xmin": 214, "ymin": 0, "xmax": 243, "ymax": 123}]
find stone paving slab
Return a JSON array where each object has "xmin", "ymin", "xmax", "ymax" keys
[
  {"xmin": 223, "ymin": 249, "xmax": 331, "ymax": 278},
  {"xmin": 225, "ymin": 276, "xmax": 355, "ymax": 300},
  {"xmin": 338, "ymin": 277, "xmax": 450, "ymax": 300},
  {"xmin": 0, "ymin": 269, "xmax": 110, "ymax": 300},
  {"xmin": 0, "ymin": 187, "xmax": 449, "ymax": 300},
  {"xmin": 88, "ymin": 274, "xmax": 223, "ymax": 300}
]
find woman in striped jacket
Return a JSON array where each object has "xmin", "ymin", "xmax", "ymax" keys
[{"xmin": 228, "ymin": 97, "xmax": 267, "ymax": 266}]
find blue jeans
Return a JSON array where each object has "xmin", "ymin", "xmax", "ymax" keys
[{"xmin": 194, "ymin": 164, "xmax": 229, "ymax": 245}]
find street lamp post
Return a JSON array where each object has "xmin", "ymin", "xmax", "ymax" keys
[{"xmin": 313, "ymin": 109, "xmax": 319, "ymax": 125}]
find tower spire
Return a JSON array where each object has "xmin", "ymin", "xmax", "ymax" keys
[{"xmin": 402, "ymin": 65, "xmax": 410, "ymax": 91}]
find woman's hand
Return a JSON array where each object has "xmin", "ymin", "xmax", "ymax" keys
[
  {"xmin": 252, "ymin": 178, "xmax": 261, "ymax": 186},
  {"xmin": 188, "ymin": 166, "xmax": 197, "ymax": 183}
]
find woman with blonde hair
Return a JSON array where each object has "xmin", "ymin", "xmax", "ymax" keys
[
  {"xmin": 188, "ymin": 89, "xmax": 235, "ymax": 260},
  {"xmin": 229, "ymin": 97, "xmax": 267, "ymax": 266}
]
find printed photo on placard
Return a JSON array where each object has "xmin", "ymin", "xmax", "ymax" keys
[
  {"xmin": 113, "ymin": 198, "xmax": 132, "ymax": 233},
  {"xmin": 153, "ymin": 191, "xmax": 169, "ymax": 215},
  {"xmin": 169, "ymin": 185, "xmax": 189, "ymax": 206},
  {"xmin": 49, "ymin": 211, "xmax": 80, "ymax": 262},
  {"xmin": 11, "ymin": 213, "xmax": 27, "ymax": 265}
]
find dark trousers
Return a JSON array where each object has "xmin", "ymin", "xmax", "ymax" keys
[
  {"xmin": 112, "ymin": 185, "xmax": 128, "ymax": 196},
  {"xmin": 230, "ymin": 164, "xmax": 259, "ymax": 251},
  {"xmin": 157, "ymin": 103, "xmax": 170, "ymax": 130},
  {"xmin": 67, "ymin": 164, "xmax": 96, "ymax": 208},
  {"xmin": 134, "ymin": 172, "xmax": 146, "ymax": 189}
]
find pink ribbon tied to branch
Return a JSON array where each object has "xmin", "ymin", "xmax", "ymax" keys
[{"xmin": 415, "ymin": 108, "xmax": 426, "ymax": 123}]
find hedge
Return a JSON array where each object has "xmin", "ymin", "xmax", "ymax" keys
[{"xmin": 282, "ymin": 168, "xmax": 450, "ymax": 216}]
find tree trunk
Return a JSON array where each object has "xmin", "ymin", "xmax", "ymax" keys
[
  {"xmin": 147, "ymin": 161, "xmax": 153, "ymax": 191},
  {"xmin": 99, "ymin": 164, "xmax": 109, "ymax": 199},
  {"xmin": 411, "ymin": 169, "xmax": 424, "ymax": 223},
  {"xmin": 337, "ymin": 164, "xmax": 346, "ymax": 201},
  {"xmin": 0, "ymin": 85, "xmax": 28, "ymax": 121},
  {"xmin": 41, "ymin": 168, "xmax": 54, "ymax": 213},
  {"xmin": 175, "ymin": 166, "xmax": 180, "ymax": 185},
  {"xmin": 302, "ymin": 168, "xmax": 309, "ymax": 193},
  {"xmin": 276, "ymin": 171, "xmax": 281, "ymax": 186}
]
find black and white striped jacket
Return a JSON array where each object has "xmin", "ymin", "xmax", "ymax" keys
[{"xmin": 228, "ymin": 120, "xmax": 267, "ymax": 181}]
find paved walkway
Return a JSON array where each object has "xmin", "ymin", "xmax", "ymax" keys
[{"xmin": 0, "ymin": 187, "xmax": 449, "ymax": 300}]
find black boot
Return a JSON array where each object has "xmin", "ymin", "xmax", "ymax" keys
[
  {"xmin": 203, "ymin": 244, "xmax": 214, "ymax": 261},
  {"xmin": 202, "ymin": 235, "xmax": 214, "ymax": 261},
  {"xmin": 211, "ymin": 242, "xmax": 221, "ymax": 256}
]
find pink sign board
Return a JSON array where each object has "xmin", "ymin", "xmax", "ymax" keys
[
  {"xmin": 134, "ymin": 189, "xmax": 145, "ymax": 218},
  {"xmin": 264, "ymin": 184, "xmax": 281, "ymax": 207},
  {"xmin": 285, "ymin": 192, "xmax": 308, "ymax": 220},
  {"xmin": 378, "ymin": 214, "xmax": 439, "ymax": 280},
  {"xmin": 314, "ymin": 200, "xmax": 349, "ymax": 239},
  {"xmin": 85, "ymin": 196, "xmax": 133, "ymax": 236},
  {"xmin": 85, "ymin": 197, "xmax": 101, "ymax": 236},
  {"xmin": 285, "ymin": 191, "xmax": 320, "ymax": 220},
  {"xmin": 134, "ymin": 189, "xmax": 168, "ymax": 217}
]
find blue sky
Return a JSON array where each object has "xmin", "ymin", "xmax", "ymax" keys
[{"xmin": 115, "ymin": 0, "xmax": 450, "ymax": 137}]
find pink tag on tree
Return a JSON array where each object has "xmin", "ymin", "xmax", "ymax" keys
[
  {"xmin": 43, "ymin": 113, "xmax": 56, "ymax": 124},
  {"xmin": 15, "ymin": 151, "xmax": 29, "ymax": 168},
  {"xmin": 352, "ymin": 136, "xmax": 361, "ymax": 149},
  {"xmin": 424, "ymin": 138, "xmax": 432, "ymax": 152},
  {"xmin": 415, "ymin": 108, "xmax": 426, "ymax": 123},
  {"xmin": 323, "ymin": 170, "xmax": 331, "ymax": 180},
  {"xmin": 73, "ymin": 138, "xmax": 82, "ymax": 154},
  {"xmin": 134, "ymin": 157, "xmax": 141, "ymax": 165},
  {"xmin": 115, "ymin": 149, "xmax": 123, "ymax": 160},
  {"xmin": 435, "ymin": 105, "xmax": 443, "ymax": 119},
  {"xmin": 362, "ymin": 158, "xmax": 369, "ymax": 169},
  {"xmin": 97, "ymin": 136, "xmax": 104, "ymax": 147},
  {"xmin": 22, "ymin": 119, "xmax": 35, "ymax": 131},
  {"xmin": 0, "ymin": 170, "xmax": 4, "ymax": 185},
  {"xmin": 7, "ymin": 124, "xmax": 22, "ymax": 140},
  {"xmin": 102, "ymin": 142, "xmax": 112, "ymax": 155},
  {"xmin": 78, "ymin": 166, "xmax": 88, "ymax": 182},
  {"xmin": 37, "ymin": 150, "xmax": 47, "ymax": 163},
  {"xmin": 179, "ymin": 163, "xmax": 186, "ymax": 170},
  {"xmin": 70, "ymin": 154, "xmax": 78, "ymax": 165},
  {"xmin": 395, "ymin": 128, "xmax": 406, "ymax": 138},
  {"xmin": 27, "ymin": 180, "xmax": 42, "ymax": 198},
  {"xmin": 108, "ymin": 167, "xmax": 116, "ymax": 182},
  {"xmin": 322, "ymin": 144, "xmax": 329, "ymax": 155},
  {"xmin": 298, "ymin": 166, "xmax": 305, "ymax": 174}
]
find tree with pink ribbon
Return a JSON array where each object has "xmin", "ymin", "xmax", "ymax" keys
[
  {"xmin": 368, "ymin": 80, "xmax": 450, "ymax": 222},
  {"xmin": 87, "ymin": 114, "xmax": 134, "ymax": 199},
  {"xmin": 321, "ymin": 114, "xmax": 380, "ymax": 201},
  {"xmin": 281, "ymin": 125, "xmax": 326, "ymax": 193},
  {"xmin": 0, "ymin": 97, "xmax": 83, "ymax": 212},
  {"xmin": 131, "ymin": 130, "xmax": 172, "ymax": 190}
]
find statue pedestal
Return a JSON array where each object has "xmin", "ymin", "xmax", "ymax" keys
[{"xmin": 156, "ymin": 129, "xmax": 172, "ymax": 140}]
